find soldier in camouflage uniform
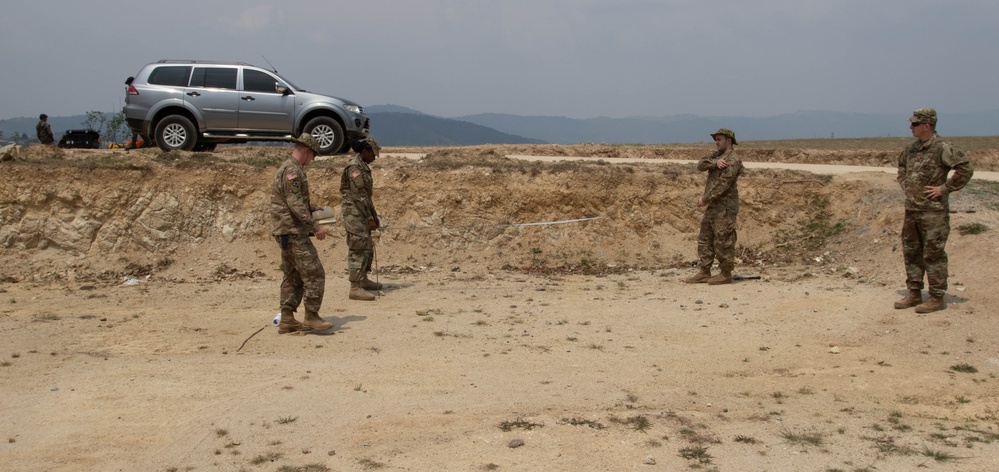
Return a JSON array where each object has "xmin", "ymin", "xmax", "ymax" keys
[
  {"xmin": 894, "ymin": 108, "xmax": 973, "ymax": 313},
  {"xmin": 685, "ymin": 128, "xmax": 744, "ymax": 285},
  {"xmin": 340, "ymin": 136, "xmax": 382, "ymax": 301},
  {"xmin": 269, "ymin": 133, "xmax": 334, "ymax": 333},
  {"xmin": 36, "ymin": 114, "xmax": 55, "ymax": 145}
]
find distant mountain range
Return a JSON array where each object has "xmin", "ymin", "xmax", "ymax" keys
[
  {"xmin": 3, "ymin": 107, "xmax": 997, "ymax": 146},
  {"xmin": 365, "ymin": 106, "xmax": 545, "ymax": 146},
  {"xmin": 368, "ymin": 106, "xmax": 999, "ymax": 145}
]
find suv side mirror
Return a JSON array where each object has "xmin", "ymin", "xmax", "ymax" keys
[{"xmin": 276, "ymin": 82, "xmax": 291, "ymax": 95}]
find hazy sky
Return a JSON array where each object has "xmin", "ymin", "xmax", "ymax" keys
[{"xmin": 1, "ymin": 0, "xmax": 995, "ymax": 121}]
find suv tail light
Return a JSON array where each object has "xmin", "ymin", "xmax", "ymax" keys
[{"xmin": 127, "ymin": 85, "xmax": 139, "ymax": 95}]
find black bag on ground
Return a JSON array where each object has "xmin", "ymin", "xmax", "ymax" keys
[{"xmin": 58, "ymin": 130, "xmax": 101, "ymax": 149}]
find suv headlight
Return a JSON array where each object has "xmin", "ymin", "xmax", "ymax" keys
[{"xmin": 344, "ymin": 105, "xmax": 362, "ymax": 115}]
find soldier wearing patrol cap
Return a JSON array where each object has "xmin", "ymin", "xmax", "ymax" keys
[
  {"xmin": 894, "ymin": 108, "xmax": 974, "ymax": 313},
  {"xmin": 340, "ymin": 136, "xmax": 382, "ymax": 301},
  {"xmin": 685, "ymin": 128, "xmax": 744, "ymax": 285},
  {"xmin": 269, "ymin": 133, "xmax": 333, "ymax": 333}
]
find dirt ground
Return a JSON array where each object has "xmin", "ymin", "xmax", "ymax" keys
[{"xmin": 2, "ymin": 142, "xmax": 999, "ymax": 472}]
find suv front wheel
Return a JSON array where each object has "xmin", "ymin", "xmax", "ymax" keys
[
  {"xmin": 303, "ymin": 116, "xmax": 344, "ymax": 155},
  {"xmin": 155, "ymin": 115, "xmax": 198, "ymax": 152}
]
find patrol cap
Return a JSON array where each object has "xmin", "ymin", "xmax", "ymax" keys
[
  {"xmin": 908, "ymin": 108, "xmax": 937, "ymax": 125},
  {"xmin": 367, "ymin": 136, "xmax": 381, "ymax": 156},
  {"xmin": 351, "ymin": 136, "xmax": 381, "ymax": 156},
  {"xmin": 290, "ymin": 132, "xmax": 320, "ymax": 154},
  {"xmin": 710, "ymin": 128, "xmax": 738, "ymax": 145}
]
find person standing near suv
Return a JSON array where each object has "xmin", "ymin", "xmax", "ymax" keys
[
  {"xmin": 894, "ymin": 108, "xmax": 973, "ymax": 313},
  {"xmin": 341, "ymin": 136, "xmax": 382, "ymax": 301},
  {"xmin": 36, "ymin": 114, "xmax": 54, "ymax": 145},
  {"xmin": 270, "ymin": 133, "xmax": 334, "ymax": 333},
  {"xmin": 123, "ymin": 77, "xmax": 149, "ymax": 150}
]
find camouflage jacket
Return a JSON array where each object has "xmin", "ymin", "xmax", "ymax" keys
[
  {"xmin": 36, "ymin": 121, "xmax": 54, "ymax": 144},
  {"xmin": 697, "ymin": 150, "xmax": 743, "ymax": 210},
  {"xmin": 270, "ymin": 157, "xmax": 318, "ymax": 236},
  {"xmin": 897, "ymin": 134, "xmax": 973, "ymax": 211},
  {"xmin": 340, "ymin": 154, "xmax": 376, "ymax": 234}
]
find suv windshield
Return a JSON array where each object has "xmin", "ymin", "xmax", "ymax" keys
[{"xmin": 271, "ymin": 71, "xmax": 303, "ymax": 92}]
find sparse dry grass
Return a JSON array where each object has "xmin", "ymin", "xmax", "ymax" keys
[
  {"xmin": 780, "ymin": 428, "xmax": 824, "ymax": 447},
  {"xmin": 499, "ymin": 417, "xmax": 544, "ymax": 431}
]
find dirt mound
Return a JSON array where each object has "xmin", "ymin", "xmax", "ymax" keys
[{"xmin": 0, "ymin": 145, "xmax": 920, "ymax": 283}]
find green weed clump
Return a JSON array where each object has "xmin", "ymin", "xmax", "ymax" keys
[
  {"xmin": 957, "ymin": 223, "xmax": 988, "ymax": 235},
  {"xmin": 951, "ymin": 363, "xmax": 978, "ymax": 373}
]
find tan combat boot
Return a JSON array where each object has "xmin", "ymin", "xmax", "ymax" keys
[
  {"xmin": 684, "ymin": 268, "xmax": 712, "ymax": 284},
  {"xmin": 303, "ymin": 310, "xmax": 333, "ymax": 331},
  {"xmin": 914, "ymin": 295, "xmax": 946, "ymax": 314},
  {"xmin": 360, "ymin": 277, "xmax": 383, "ymax": 290},
  {"xmin": 278, "ymin": 308, "xmax": 310, "ymax": 334},
  {"xmin": 893, "ymin": 289, "xmax": 922, "ymax": 309},
  {"xmin": 349, "ymin": 282, "xmax": 376, "ymax": 301},
  {"xmin": 706, "ymin": 271, "xmax": 733, "ymax": 285}
]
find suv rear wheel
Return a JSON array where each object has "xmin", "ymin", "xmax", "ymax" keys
[
  {"xmin": 303, "ymin": 116, "xmax": 344, "ymax": 155},
  {"xmin": 155, "ymin": 115, "xmax": 197, "ymax": 151}
]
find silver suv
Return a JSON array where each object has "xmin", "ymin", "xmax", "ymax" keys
[{"xmin": 123, "ymin": 60, "xmax": 369, "ymax": 154}]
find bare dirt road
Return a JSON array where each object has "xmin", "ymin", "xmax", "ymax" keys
[{"xmin": 2, "ymin": 143, "xmax": 998, "ymax": 471}]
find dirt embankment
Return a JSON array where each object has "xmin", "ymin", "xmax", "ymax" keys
[
  {"xmin": 1, "ymin": 145, "xmax": 920, "ymax": 284},
  {"xmin": 391, "ymin": 140, "xmax": 999, "ymax": 171}
]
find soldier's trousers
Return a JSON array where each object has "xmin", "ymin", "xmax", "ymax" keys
[
  {"xmin": 346, "ymin": 230, "xmax": 374, "ymax": 283},
  {"xmin": 696, "ymin": 206, "xmax": 738, "ymax": 273},
  {"xmin": 901, "ymin": 210, "xmax": 949, "ymax": 297},
  {"xmin": 277, "ymin": 234, "xmax": 326, "ymax": 313}
]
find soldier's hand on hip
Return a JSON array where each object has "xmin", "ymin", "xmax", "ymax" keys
[
  {"xmin": 315, "ymin": 227, "xmax": 327, "ymax": 241},
  {"xmin": 923, "ymin": 185, "xmax": 944, "ymax": 199}
]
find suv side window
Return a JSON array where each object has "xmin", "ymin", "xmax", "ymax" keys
[
  {"xmin": 148, "ymin": 66, "xmax": 192, "ymax": 86},
  {"xmin": 190, "ymin": 67, "xmax": 238, "ymax": 89},
  {"xmin": 243, "ymin": 69, "xmax": 280, "ymax": 93}
]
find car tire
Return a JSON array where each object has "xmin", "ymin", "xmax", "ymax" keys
[
  {"xmin": 337, "ymin": 140, "xmax": 352, "ymax": 154},
  {"xmin": 155, "ymin": 115, "xmax": 198, "ymax": 152},
  {"xmin": 303, "ymin": 116, "xmax": 344, "ymax": 155}
]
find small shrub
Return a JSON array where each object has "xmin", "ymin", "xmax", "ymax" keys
[{"xmin": 678, "ymin": 445, "xmax": 713, "ymax": 464}]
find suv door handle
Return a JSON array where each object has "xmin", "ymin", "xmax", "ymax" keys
[
  {"xmin": 241, "ymin": 96, "xmax": 255, "ymax": 101},
  {"xmin": 187, "ymin": 91, "xmax": 201, "ymax": 97}
]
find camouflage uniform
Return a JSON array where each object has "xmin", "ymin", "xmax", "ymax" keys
[
  {"xmin": 36, "ymin": 118, "xmax": 54, "ymax": 145},
  {"xmin": 340, "ymin": 153, "xmax": 377, "ymax": 283},
  {"xmin": 270, "ymin": 156, "xmax": 325, "ymax": 314},
  {"xmin": 897, "ymin": 115, "xmax": 973, "ymax": 298},
  {"xmin": 695, "ymin": 149, "xmax": 744, "ymax": 274}
]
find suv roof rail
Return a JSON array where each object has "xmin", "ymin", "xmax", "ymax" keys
[{"xmin": 155, "ymin": 60, "xmax": 256, "ymax": 66}]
